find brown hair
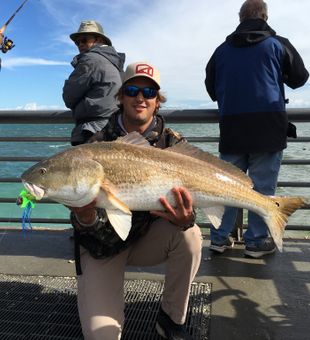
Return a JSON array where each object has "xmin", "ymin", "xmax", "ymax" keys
[
  {"xmin": 116, "ymin": 85, "xmax": 167, "ymax": 115},
  {"xmin": 239, "ymin": 0, "xmax": 268, "ymax": 22}
]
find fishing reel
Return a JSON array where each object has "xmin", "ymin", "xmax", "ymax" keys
[{"xmin": 1, "ymin": 36, "xmax": 15, "ymax": 53}]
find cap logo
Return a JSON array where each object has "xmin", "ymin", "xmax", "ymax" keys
[{"xmin": 135, "ymin": 64, "xmax": 154, "ymax": 77}]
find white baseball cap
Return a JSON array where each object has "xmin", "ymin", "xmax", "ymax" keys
[{"xmin": 123, "ymin": 62, "xmax": 160, "ymax": 89}]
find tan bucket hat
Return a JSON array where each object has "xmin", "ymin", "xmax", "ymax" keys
[
  {"xmin": 123, "ymin": 62, "xmax": 161, "ymax": 89},
  {"xmin": 70, "ymin": 20, "xmax": 112, "ymax": 46}
]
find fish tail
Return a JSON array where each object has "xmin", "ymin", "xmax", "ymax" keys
[{"xmin": 267, "ymin": 196, "xmax": 307, "ymax": 251}]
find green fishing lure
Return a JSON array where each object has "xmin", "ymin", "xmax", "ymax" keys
[
  {"xmin": 16, "ymin": 189, "xmax": 36, "ymax": 231},
  {"xmin": 17, "ymin": 189, "xmax": 36, "ymax": 208}
]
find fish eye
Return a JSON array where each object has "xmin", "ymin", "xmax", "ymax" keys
[{"xmin": 39, "ymin": 168, "xmax": 47, "ymax": 175}]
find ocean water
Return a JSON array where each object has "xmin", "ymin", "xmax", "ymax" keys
[{"xmin": 0, "ymin": 122, "xmax": 309, "ymax": 229}]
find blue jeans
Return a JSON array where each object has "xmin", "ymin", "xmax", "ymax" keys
[{"xmin": 210, "ymin": 151, "xmax": 283, "ymax": 247}]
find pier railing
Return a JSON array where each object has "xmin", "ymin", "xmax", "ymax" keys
[{"xmin": 0, "ymin": 109, "xmax": 309, "ymax": 234}]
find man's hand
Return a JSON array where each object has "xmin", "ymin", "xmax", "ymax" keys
[
  {"xmin": 67, "ymin": 200, "xmax": 97, "ymax": 225},
  {"xmin": 150, "ymin": 187, "xmax": 195, "ymax": 228}
]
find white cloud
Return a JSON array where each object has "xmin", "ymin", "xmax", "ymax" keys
[
  {"xmin": 2, "ymin": 57, "xmax": 69, "ymax": 69},
  {"xmin": 18, "ymin": 103, "xmax": 65, "ymax": 110},
  {"xmin": 0, "ymin": 102, "xmax": 66, "ymax": 110},
  {"xmin": 286, "ymin": 85, "xmax": 310, "ymax": 108}
]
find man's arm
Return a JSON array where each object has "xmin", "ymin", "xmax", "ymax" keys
[
  {"xmin": 62, "ymin": 58, "xmax": 93, "ymax": 109},
  {"xmin": 205, "ymin": 53, "xmax": 217, "ymax": 101},
  {"xmin": 276, "ymin": 36, "xmax": 309, "ymax": 89},
  {"xmin": 68, "ymin": 200, "xmax": 98, "ymax": 227}
]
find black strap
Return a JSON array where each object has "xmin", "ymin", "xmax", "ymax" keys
[{"xmin": 74, "ymin": 229, "xmax": 82, "ymax": 275}]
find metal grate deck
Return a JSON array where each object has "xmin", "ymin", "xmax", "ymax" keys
[{"xmin": 0, "ymin": 274, "xmax": 211, "ymax": 339}]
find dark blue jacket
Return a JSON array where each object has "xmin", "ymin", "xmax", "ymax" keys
[{"xmin": 205, "ymin": 19, "xmax": 309, "ymax": 153}]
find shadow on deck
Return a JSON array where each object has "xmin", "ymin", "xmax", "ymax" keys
[{"xmin": 0, "ymin": 229, "xmax": 309, "ymax": 340}]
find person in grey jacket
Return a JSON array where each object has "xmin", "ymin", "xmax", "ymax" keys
[{"xmin": 63, "ymin": 20, "xmax": 125, "ymax": 145}]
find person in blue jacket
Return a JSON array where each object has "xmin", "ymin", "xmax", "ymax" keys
[
  {"xmin": 63, "ymin": 20, "xmax": 125, "ymax": 146},
  {"xmin": 205, "ymin": 0, "xmax": 309, "ymax": 258}
]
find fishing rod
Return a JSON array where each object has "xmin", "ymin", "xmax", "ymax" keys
[{"xmin": 0, "ymin": 0, "xmax": 30, "ymax": 53}]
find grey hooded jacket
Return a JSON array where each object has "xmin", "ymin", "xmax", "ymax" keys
[{"xmin": 63, "ymin": 45, "xmax": 125, "ymax": 144}]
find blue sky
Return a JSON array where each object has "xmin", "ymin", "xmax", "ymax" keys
[{"xmin": 0, "ymin": 0, "xmax": 309, "ymax": 110}]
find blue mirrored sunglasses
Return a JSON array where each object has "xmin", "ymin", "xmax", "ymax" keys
[{"xmin": 123, "ymin": 85, "xmax": 158, "ymax": 99}]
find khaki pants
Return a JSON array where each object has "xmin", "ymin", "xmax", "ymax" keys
[{"xmin": 77, "ymin": 218, "xmax": 202, "ymax": 340}]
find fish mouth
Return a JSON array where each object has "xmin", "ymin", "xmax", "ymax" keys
[{"xmin": 23, "ymin": 181, "xmax": 45, "ymax": 200}]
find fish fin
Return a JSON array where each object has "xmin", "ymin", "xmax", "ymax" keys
[
  {"xmin": 99, "ymin": 181, "xmax": 131, "ymax": 214},
  {"xmin": 167, "ymin": 143, "xmax": 253, "ymax": 187},
  {"xmin": 266, "ymin": 196, "xmax": 307, "ymax": 251},
  {"xmin": 99, "ymin": 180, "xmax": 133, "ymax": 241},
  {"xmin": 115, "ymin": 131, "xmax": 151, "ymax": 147},
  {"xmin": 203, "ymin": 206, "xmax": 225, "ymax": 229},
  {"xmin": 106, "ymin": 209, "xmax": 132, "ymax": 240}
]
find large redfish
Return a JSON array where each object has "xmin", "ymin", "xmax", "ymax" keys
[{"xmin": 21, "ymin": 133, "xmax": 307, "ymax": 249}]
